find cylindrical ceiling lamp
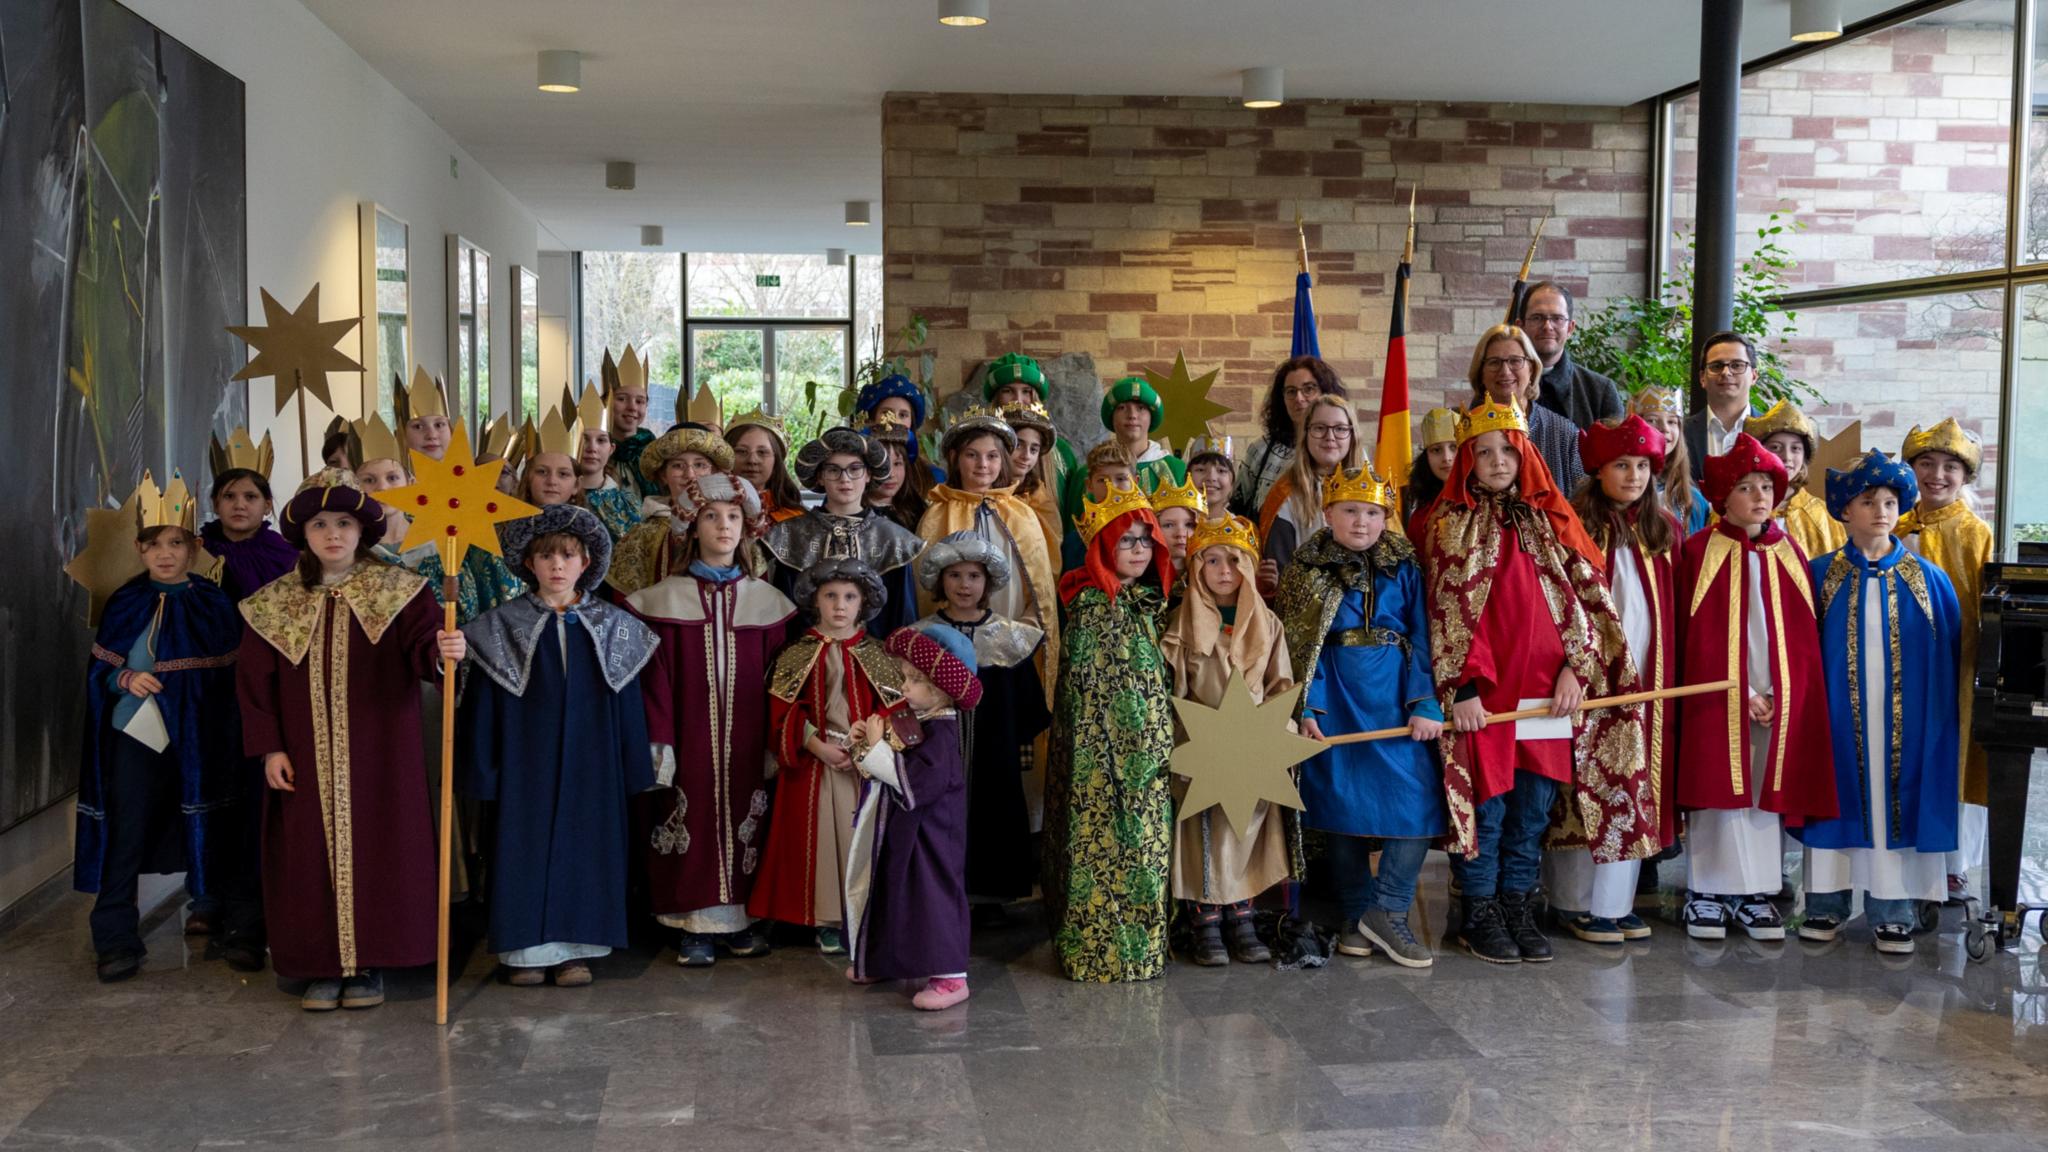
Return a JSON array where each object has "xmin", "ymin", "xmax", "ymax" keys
[
  {"xmin": 1790, "ymin": 0, "xmax": 1842, "ymax": 42},
  {"xmin": 826, "ymin": 248, "xmax": 848, "ymax": 266},
  {"xmin": 1241, "ymin": 66, "xmax": 1283, "ymax": 109},
  {"xmin": 537, "ymin": 50, "xmax": 581, "ymax": 93},
  {"xmin": 938, "ymin": 0, "xmax": 989, "ymax": 26},
  {"xmin": 640, "ymin": 225, "xmax": 663, "ymax": 247},
  {"xmin": 844, "ymin": 200, "xmax": 873, "ymax": 226},
  {"xmin": 605, "ymin": 161, "xmax": 636, "ymax": 191}
]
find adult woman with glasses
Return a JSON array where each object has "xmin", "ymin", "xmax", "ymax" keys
[
  {"xmin": 1468, "ymin": 324, "xmax": 1586, "ymax": 498},
  {"xmin": 1256, "ymin": 395, "xmax": 1365, "ymax": 597},
  {"xmin": 1234, "ymin": 356, "xmax": 1350, "ymax": 519}
]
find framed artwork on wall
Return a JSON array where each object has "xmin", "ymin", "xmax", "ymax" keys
[{"xmin": 360, "ymin": 203, "xmax": 411, "ymax": 421}]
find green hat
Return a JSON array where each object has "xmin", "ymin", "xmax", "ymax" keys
[
  {"xmin": 983, "ymin": 353, "xmax": 1047, "ymax": 403},
  {"xmin": 1100, "ymin": 376, "xmax": 1163, "ymax": 433}
]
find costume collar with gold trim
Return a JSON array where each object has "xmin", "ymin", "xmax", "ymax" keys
[{"xmin": 239, "ymin": 561, "xmax": 428, "ymax": 665}]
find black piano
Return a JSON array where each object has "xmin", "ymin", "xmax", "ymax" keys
[{"xmin": 1970, "ymin": 554, "xmax": 2048, "ymax": 957}]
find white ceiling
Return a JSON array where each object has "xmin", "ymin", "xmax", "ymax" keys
[{"xmin": 300, "ymin": 0, "xmax": 1906, "ymax": 255}]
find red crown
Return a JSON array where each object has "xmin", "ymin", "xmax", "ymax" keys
[
  {"xmin": 1579, "ymin": 415, "xmax": 1668, "ymax": 475},
  {"xmin": 1702, "ymin": 432, "xmax": 1788, "ymax": 511}
]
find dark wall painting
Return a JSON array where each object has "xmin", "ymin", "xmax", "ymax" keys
[{"xmin": 0, "ymin": 0, "xmax": 246, "ymax": 832}]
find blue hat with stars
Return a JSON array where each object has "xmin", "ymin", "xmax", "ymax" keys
[{"xmin": 1825, "ymin": 448, "xmax": 1918, "ymax": 522}]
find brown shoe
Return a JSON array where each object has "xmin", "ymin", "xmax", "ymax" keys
[
  {"xmin": 504, "ymin": 965, "xmax": 547, "ymax": 986},
  {"xmin": 552, "ymin": 961, "xmax": 593, "ymax": 987}
]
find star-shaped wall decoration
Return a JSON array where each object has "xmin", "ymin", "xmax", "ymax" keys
[
  {"xmin": 227, "ymin": 285, "xmax": 364, "ymax": 414},
  {"xmin": 1170, "ymin": 671, "xmax": 1322, "ymax": 838},
  {"xmin": 1143, "ymin": 350, "xmax": 1231, "ymax": 451},
  {"xmin": 371, "ymin": 420, "xmax": 539, "ymax": 564}
]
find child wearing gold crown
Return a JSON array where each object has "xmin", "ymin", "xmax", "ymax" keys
[
  {"xmin": 1898, "ymin": 418, "xmax": 1993, "ymax": 902},
  {"xmin": 599, "ymin": 346, "xmax": 662, "ymax": 498},
  {"xmin": 75, "ymin": 473, "xmax": 245, "ymax": 983},
  {"xmin": 1403, "ymin": 408, "xmax": 1460, "ymax": 542},
  {"xmin": 1043, "ymin": 479, "xmax": 1176, "ymax": 981},
  {"xmin": 1424, "ymin": 401, "xmax": 1653, "ymax": 966},
  {"xmin": 1282, "ymin": 464, "xmax": 1446, "ymax": 966},
  {"xmin": 1150, "ymin": 473, "xmax": 1207, "ymax": 581},
  {"xmin": 1163, "ymin": 512, "xmax": 1296, "ymax": 964},
  {"xmin": 1746, "ymin": 400, "xmax": 1848, "ymax": 562},
  {"xmin": 556, "ymin": 382, "xmax": 644, "ymax": 542},
  {"xmin": 1628, "ymin": 387, "xmax": 1710, "ymax": 536}
]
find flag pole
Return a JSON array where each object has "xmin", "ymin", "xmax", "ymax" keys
[
  {"xmin": 1506, "ymin": 216, "xmax": 1548, "ymax": 324},
  {"xmin": 1403, "ymin": 185, "xmax": 1417, "ymax": 265}
]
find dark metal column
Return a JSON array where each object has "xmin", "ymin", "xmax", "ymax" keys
[{"xmin": 1691, "ymin": 0, "xmax": 1743, "ymax": 404}]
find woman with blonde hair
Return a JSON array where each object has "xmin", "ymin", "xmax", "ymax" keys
[
  {"xmin": 1467, "ymin": 324, "xmax": 1586, "ymax": 497},
  {"xmin": 1256, "ymin": 395, "xmax": 1363, "ymax": 595}
]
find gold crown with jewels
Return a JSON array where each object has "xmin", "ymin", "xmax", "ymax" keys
[
  {"xmin": 1076, "ymin": 477, "xmax": 1154, "ymax": 543},
  {"xmin": 135, "ymin": 470, "xmax": 198, "ymax": 533},
  {"xmin": 1456, "ymin": 400, "xmax": 1527, "ymax": 446},
  {"xmin": 1321, "ymin": 463, "xmax": 1397, "ymax": 511},
  {"xmin": 1148, "ymin": 472, "xmax": 1207, "ymax": 516},
  {"xmin": 1187, "ymin": 513, "xmax": 1258, "ymax": 559}
]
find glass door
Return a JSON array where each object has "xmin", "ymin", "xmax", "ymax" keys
[
  {"xmin": 685, "ymin": 323, "xmax": 847, "ymax": 434},
  {"xmin": 688, "ymin": 325, "xmax": 765, "ymax": 427}
]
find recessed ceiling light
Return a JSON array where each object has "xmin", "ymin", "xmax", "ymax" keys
[
  {"xmin": 640, "ymin": 225, "xmax": 663, "ymax": 247},
  {"xmin": 844, "ymin": 201, "xmax": 873, "ymax": 226},
  {"xmin": 939, "ymin": 0, "xmax": 989, "ymax": 27},
  {"xmin": 605, "ymin": 161, "xmax": 636, "ymax": 191},
  {"xmin": 537, "ymin": 50, "xmax": 581, "ymax": 93},
  {"xmin": 1241, "ymin": 66, "xmax": 1283, "ymax": 109},
  {"xmin": 1790, "ymin": 0, "xmax": 1842, "ymax": 42}
]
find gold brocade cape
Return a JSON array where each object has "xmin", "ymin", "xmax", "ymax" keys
[
  {"xmin": 769, "ymin": 631, "xmax": 904, "ymax": 704},
  {"xmin": 1426, "ymin": 490, "xmax": 1657, "ymax": 864},
  {"xmin": 916, "ymin": 484, "xmax": 1060, "ymax": 706},
  {"xmin": 1275, "ymin": 528, "xmax": 1416, "ymax": 700},
  {"xmin": 1780, "ymin": 488, "xmax": 1847, "ymax": 569},
  {"xmin": 240, "ymin": 561, "xmax": 428, "ymax": 664},
  {"xmin": 1899, "ymin": 498, "xmax": 1993, "ymax": 804}
]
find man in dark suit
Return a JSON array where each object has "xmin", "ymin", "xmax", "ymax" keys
[
  {"xmin": 1683, "ymin": 330, "xmax": 1760, "ymax": 482},
  {"xmin": 1522, "ymin": 282, "xmax": 1624, "ymax": 431}
]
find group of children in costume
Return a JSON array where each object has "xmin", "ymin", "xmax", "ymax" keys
[{"xmin": 70, "ymin": 328, "xmax": 1993, "ymax": 1009}]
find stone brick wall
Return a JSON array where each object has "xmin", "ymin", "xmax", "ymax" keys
[{"xmin": 881, "ymin": 94, "xmax": 1653, "ymax": 438}]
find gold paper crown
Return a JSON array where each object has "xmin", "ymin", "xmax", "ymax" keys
[
  {"xmin": 1188, "ymin": 513, "xmax": 1259, "ymax": 559},
  {"xmin": 533, "ymin": 403, "xmax": 583, "ymax": 459},
  {"xmin": 1076, "ymin": 477, "xmax": 1154, "ymax": 543},
  {"xmin": 476, "ymin": 412, "xmax": 515, "ymax": 465},
  {"xmin": 683, "ymin": 380, "xmax": 724, "ymax": 428},
  {"xmin": 135, "ymin": 470, "xmax": 198, "ymax": 534},
  {"xmin": 1456, "ymin": 400, "xmax": 1527, "ymax": 445},
  {"xmin": 1322, "ymin": 463, "xmax": 1397, "ymax": 511},
  {"xmin": 1149, "ymin": 472, "xmax": 1207, "ymax": 516},
  {"xmin": 726, "ymin": 406, "xmax": 787, "ymax": 450},
  {"xmin": 574, "ymin": 381, "xmax": 609, "ymax": 437},
  {"xmin": 614, "ymin": 344, "xmax": 649, "ymax": 394},
  {"xmin": 398, "ymin": 366, "xmax": 451, "ymax": 423},
  {"xmin": 1743, "ymin": 399, "xmax": 1816, "ymax": 448},
  {"xmin": 1418, "ymin": 408, "xmax": 1460, "ymax": 448},
  {"xmin": 1627, "ymin": 386, "xmax": 1684, "ymax": 419},
  {"xmin": 1901, "ymin": 417, "xmax": 1981, "ymax": 477},
  {"xmin": 349, "ymin": 413, "xmax": 406, "ymax": 469},
  {"xmin": 507, "ymin": 418, "xmax": 537, "ymax": 476},
  {"xmin": 208, "ymin": 427, "xmax": 274, "ymax": 480}
]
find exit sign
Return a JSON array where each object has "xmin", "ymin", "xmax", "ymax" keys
[{"xmin": 755, "ymin": 274, "xmax": 781, "ymax": 288}]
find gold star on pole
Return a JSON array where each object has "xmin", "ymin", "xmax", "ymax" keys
[
  {"xmin": 371, "ymin": 420, "xmax": 539, "ymax": 564},
  {"xmin": 227, "ymin": 285, "xmax": 364, "ymax": 414},
  {"xmin": 64, "ymin": 493, "xmax": 146, "ymax": 627},
  {"xmin": 1169, "ymin": 671, "xmax": 1322, "ymax": 838},
  {"xmin": 1144, "ymin": 350, "xmax": 1232, "ymax": 450}
]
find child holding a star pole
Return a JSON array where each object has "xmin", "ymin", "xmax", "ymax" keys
[
  {"xmin": 1161, "ymin": 513, "xmax": 1297, "ymax": 966},
  {"xmin": 1278, "ymin": 465, "xmax": 1444, "ymax": 968}
]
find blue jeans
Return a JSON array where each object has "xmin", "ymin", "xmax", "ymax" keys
[
  {"xmin": 1327, "ymin": 834, "xmax": 1431, "ymax": 922},
  {"xmin": 1449, "ymin": 770, "xmax": 1558, "ymax": 901},
  {"xmin": 1805, "ymin": 889, "xmax": 1917, "ymax": 928}
]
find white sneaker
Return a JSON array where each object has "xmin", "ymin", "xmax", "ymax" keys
[{"xmin": 1683, "ymin": 897, "xmax": 1729, "ymax": 940}]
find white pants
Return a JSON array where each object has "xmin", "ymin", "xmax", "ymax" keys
[
  {"xmin": 1946, "ymin": 803, "xmax": 1988, "ymax": 877},
  {"xmin": 1545, "ymin": 850, "xmax": 1642, "ymax": 920}
]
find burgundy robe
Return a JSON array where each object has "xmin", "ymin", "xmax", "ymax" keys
[
  {"xmin": 846, "ymin": 712, "xmax": 970, "ymax": 982},
  {"xmin": 629, "ymin": 572, "xmax": 797, "ymax": 921},
  {"xmin": 236, "ymin": 563, "xmax": 445, "ymax": 979},
  {"xmin": 1675, "ymin": 519, "xmax": 1836, "ymax": 824},
  {"xmin": 1441, "ymin": 521, "xmax": 1574, "ymax": 800}
]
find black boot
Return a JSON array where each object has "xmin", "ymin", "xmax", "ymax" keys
[
  {"xmin": 1189, "ymin": 907, "xmax": 1228, "ymax": 966},
  {"xmin": 1500, "ymin": 891, "xmax": 1553, "ymax": 962},
  {"xmin": 1457, "ymin": 897, "xmax": 1521, "ymax": 965},
  {"xmin": 1223, "ymin": 905, "xmax": 1270, "ymax": 964}
]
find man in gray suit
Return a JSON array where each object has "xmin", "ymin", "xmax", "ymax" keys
[{"xmin": 1683, "ymin": 330, "xmax": 1760, "ymax": 483}]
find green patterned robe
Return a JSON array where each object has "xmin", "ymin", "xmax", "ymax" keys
[{"xmin": 1043, "ymin": 582, "xmax": 1174, "ymax": 982}]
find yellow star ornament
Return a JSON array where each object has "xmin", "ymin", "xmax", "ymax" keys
[
  {"xmin": 64, "ymin": 493, "xmax": 146, "ymax": 627},
  {"xmin": 371, "ymin": 421, "xmax": 539, "ymax": 563},
  {"xmin": 227, "ymin": 285, "xmax": 364, "ymax": 414},
  {"xmin": 1144, "ymin": 350, "xmax": 1231, "ymax": 451},
  {"xmin": 1169, "ymin": 670, "xmax": 1322, "ymax": 838}
]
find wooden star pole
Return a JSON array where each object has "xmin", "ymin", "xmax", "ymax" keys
[
  {"xmin": 1320, "ymin": 679, "xmax": 1737, "ymax": 745},
  {"xmin": 227, "ymin": 286, "xmax": 363, "ymax": 481},
  {"xmin": 371, "ymin": 421, "xmax": 538, "ymax": 1024}
]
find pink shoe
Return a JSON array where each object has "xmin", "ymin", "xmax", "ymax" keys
[
  {"xmin": 845, "ymin": 965, "xmax": 883, "ymax": 985},
  {"xmin": 911, "ymin": 976, "xmax": 969, "ymax": 1011}
]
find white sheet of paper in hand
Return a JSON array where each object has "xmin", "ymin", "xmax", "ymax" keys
[
  {"xmin": 121, "ymin": 696, "xmax": 171, "ymax": 753},
  {"xmin": 1512, "ymin": 696, "xmax": 1573, "ymax": 742}
]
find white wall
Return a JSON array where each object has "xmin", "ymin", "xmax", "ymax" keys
[
  {"xmin": 122, "ymin": 0, "xmax": 550, "ymax": 483},
  {"xmin": 537, "ymin": 250, "xmax": 577, "ymax": 397}
]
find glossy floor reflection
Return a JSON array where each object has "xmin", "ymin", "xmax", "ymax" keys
[{"xmin": 3, "ymin": 857, "xmax": 2048, "ymax": 1152}]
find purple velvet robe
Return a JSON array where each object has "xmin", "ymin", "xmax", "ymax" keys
[{"xmin": 845, "ymin": 712, "xmax": 970, "ymax": 982}]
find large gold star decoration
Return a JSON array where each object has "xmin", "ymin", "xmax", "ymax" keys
[
  {"xmin": 372, "ymin": 420, "xmax": 539, "ymax": 564},
  {"xmin": 227, "ymin": 285, "xmax": 364, "ymax": 414},
  {"xmin": 1144, "ymin": 350, "xmax": 1231, "ymax": 450},
  {"xmin": 1808, "ymin": 419, "xmax": 1862, "ymax": 499},
  {"xmin": 64, "ymin": 493, "xmax": 146, "ymax": 627},
  {"xmin": 1170, "ymin": 671, "xmax": 1322, "ymax": 838}
]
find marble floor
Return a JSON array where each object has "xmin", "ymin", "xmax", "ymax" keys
[{"xmin": 3, "ymin": 859, "xmax": 2048, "ymax": 1152}]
